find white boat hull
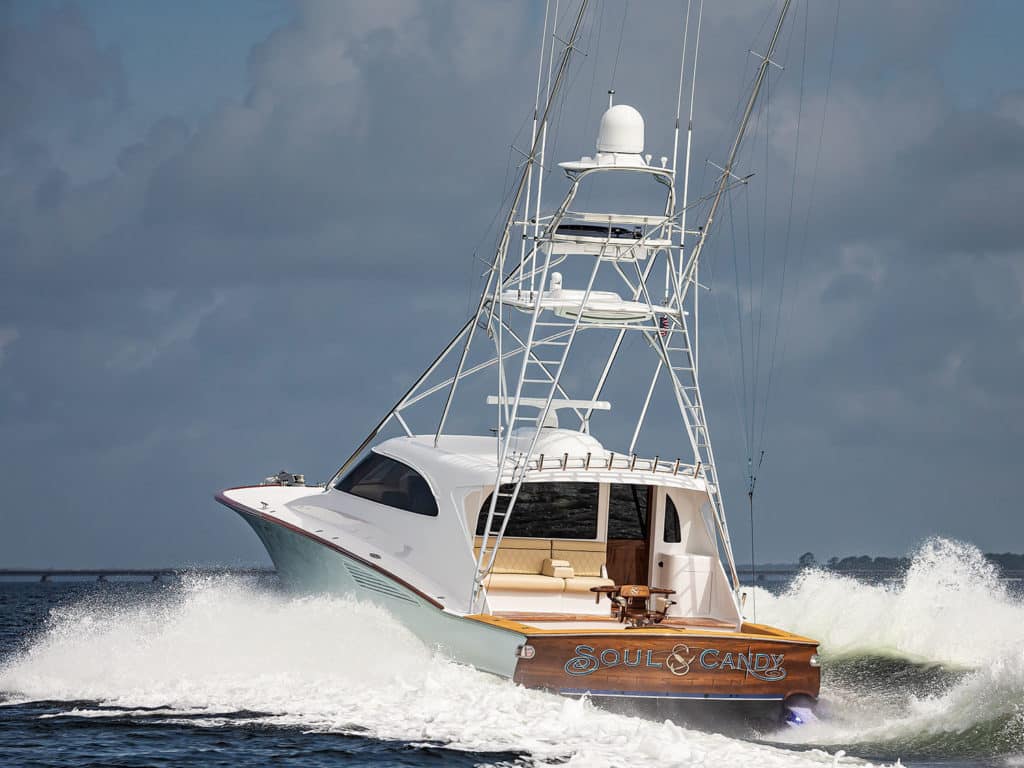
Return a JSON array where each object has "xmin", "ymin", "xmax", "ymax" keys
[{"xmin": 228, "ymin": 501, "xmax": 525, "ymax": 679}]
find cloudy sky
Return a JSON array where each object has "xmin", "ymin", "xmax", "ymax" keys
[{"xmin": 2, "ymin": 0, "xmax": 1021, "ymax": 568}]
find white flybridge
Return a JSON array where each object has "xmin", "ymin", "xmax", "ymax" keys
[{"xmin": 218, "ymin": 0, "xmax": 821, "ymax": 723}]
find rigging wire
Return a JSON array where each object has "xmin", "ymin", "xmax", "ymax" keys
[
  {"xmin": 745, "ymin": 3, "xmax": 795, "ymax": 621},
  {"xmin": 742, "ymin": 100, "xmax": 759, "ymax": 464},
  {"xmin": 767, "ymin": 0, "xmax": 842, "ymax": 432},
  {"xmin": 542, "ymin": 0, "xmax": 592, "ymax": 185},
  {"xmin": 749, "ymin": 0, "xmax": 803, "ymax": 481},
  {"xmin": 737, "ymin": 0, "xmax": 841, "ymax": 606},
  {"xmin": 706, "ymin": 0, "xmax": 835, "ymax": 609},
  {"xmin": 757, "ymin": 0, "xmax": 811, "ymax": 452},
  {"xmin": 745, "ymin": 24, "xmax": 779, "ymax": 608},
  {"xmin": 747, "ymin": 448, "xmax": 764, "ymax": 620},
  {"xmin": 726, "ymin": 190, "xmax": 750, "ymax": 458},
  {"xmin": 609, "ymin": 0, "xmax": 629, "ymax": 93},
  {"xmin": 753, "ymin": 72, "xmax": 769, "ymax": 460},
  {"xmin": 461, "ymin": 110, "xmax": 536, "ymax": 320},
  {"xmin": 584, "ymin": 0, "xmax": 606, "ymax": 124}
]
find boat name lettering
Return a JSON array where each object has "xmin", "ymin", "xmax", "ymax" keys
[
  {"xmin": 698, "ymin": 649, "xmax": 787, "ymax": 681},
  {"xmin": 564, "ymin": 644, "xmax": 664, "ymax": 676},
  {"xmin": 563, "ymin": 644, "xmax": 787, "ymax": 680}
]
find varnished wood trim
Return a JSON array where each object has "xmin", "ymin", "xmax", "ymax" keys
[
  {"xmin": 495, "ymin": 612, "xmax": 618, "ymax": 622},
  {"xmin": 526, "ymin": 631, "xmax": 817, "ymax": 645},
  {"xmin": 494, "ymin": 612, "xmax": 735, "ymax": 630},
  {"xmin": 465, "ymin": 613, "xmax": 818, "ymax": 646}
]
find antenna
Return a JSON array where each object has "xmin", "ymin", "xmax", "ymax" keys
[
  {"xmin": 517, "ymin": 0, "xmax": 552, "ymax": 295},
  {"xmin": 669, "ymin": 0, "xmax": 692, "ymax": 177},
  {"xmin": 682, "ymin": 0, "xmax": 704, "ymax": 371}
]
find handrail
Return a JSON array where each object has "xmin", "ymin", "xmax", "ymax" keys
[{"xmin": 492, "ymin": 452, "xmax": 706, "ymax": 479}]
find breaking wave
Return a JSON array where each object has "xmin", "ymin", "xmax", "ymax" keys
[
  {"xmin": 756, "ymin": 538, "xmax": 1024, "ymax": 667},
  {"xmin": 756, "ymin": 538, "xmax": 1024, "ymax": 760}
]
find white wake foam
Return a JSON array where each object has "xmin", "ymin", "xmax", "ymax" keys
[
  {"xmin": 755, "ymin": 538, "xmax": 1024, "ymax": 667},
  {"xmin": 775, "ymin": 642, "xmax": 1024, "ymax": 751},
  {"xmin": 754, "ymin": 539, "xmax": 1024, "ymax": 751},
  {"xmin": 0, "ymin": 575, "xmax": 861, "ymax": 768}
]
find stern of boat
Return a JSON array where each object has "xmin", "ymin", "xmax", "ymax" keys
[{"xmin": 466, "ymin": 613, "xmax": 820, "ymax": 723}]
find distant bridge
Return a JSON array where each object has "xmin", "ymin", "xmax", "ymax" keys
[
  {"xmin": 0, "ymin": 567, "xmax": 274, "ymax": 583},
  {"xmin": 3, "ymin": 566, "xmax": 1020, "ymax": 584},
  {"xmin": 736, "ymin": 566, "xmax": 1024, "ymax": 581},
  {"xmin": 735, "ymin": 567, "xmax": 900, "ymax": 580}
]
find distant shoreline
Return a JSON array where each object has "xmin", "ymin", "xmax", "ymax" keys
[
  {"xmin": 4, "ymin": 553, "xmax": 1024, "ymax": 583},
  {"xmin": 743, "ymin": 551, "xmax": 1024, "ymax": 573}
]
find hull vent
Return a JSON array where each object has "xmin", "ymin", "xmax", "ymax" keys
[{"xmin": 344, "ymin": 561, "xmax": 417, "ymax": 604}]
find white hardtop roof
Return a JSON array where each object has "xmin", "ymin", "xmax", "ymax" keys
[{"xmin": 372, "ymin": 429, "xmax": 710, "ymax": 493}]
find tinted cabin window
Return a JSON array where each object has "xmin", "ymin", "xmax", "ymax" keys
[
  {"xmin": 476, "ymin": 483, "xmax": 598, "ymax": 539},
  {"xmin": 607, "ymin": 484, "xmax": 649, "ymax": 540},
  {"xmin": 663, "ymin": 496, "xmax": 681, "ymax": 543},
  {"xmin": 335, "ymin": 452, "xmax": 438, "ymax": 517}
]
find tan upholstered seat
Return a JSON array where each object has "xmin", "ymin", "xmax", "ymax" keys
[
  {"xmin": 563, "ymin": 575, "xmax": 615, "ymax": 593},
  {"xmin": 474, "ymin": 537, "xmax": 612, "ymax": 601},
  {"xmin": 473, "ymin": 537, "xmax": 551, "ymax": 574},
  {"xmin": 484, "ymin": 573, "xmax": 565, "ymax": 592},
  {"xmin": 552, "ymin": 540, "xmax": 606, "ymax": 577}
]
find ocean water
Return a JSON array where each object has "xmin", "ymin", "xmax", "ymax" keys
[{"xmin": 1, "ymin": 538, "xmax": 1021, "ymax": 767}]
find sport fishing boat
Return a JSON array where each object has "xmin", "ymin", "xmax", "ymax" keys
[{"xmin": 217, "ymin": 0, "xmax": 820, "ymax": 724}]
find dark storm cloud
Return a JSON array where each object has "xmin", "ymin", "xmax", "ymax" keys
[
  {"xmin": 0, "ymin": 3, "xmax": 126, "ymax": 150},
  {"xmin": 0, "ymin": 0, "xmax": 1020, "ymax": 566}
]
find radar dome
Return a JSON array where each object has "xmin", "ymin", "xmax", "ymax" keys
[{"xmin": 596, "ymin": 104, "xmax": 644, "ymax": 154}]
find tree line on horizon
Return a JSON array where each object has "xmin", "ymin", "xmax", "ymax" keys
[{"xmin": 796, "ymin": 551, "xmax": 1024, "ymax": 572}]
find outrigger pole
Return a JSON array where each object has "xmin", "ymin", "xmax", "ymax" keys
[
  {"xmin": 677, "ymin": 0, "xmax": 793, "ymax": 592},
  {"xmin": 433, "ymin": 0, "xmax": 590, "ymax": 445},
  {"xmin": 328, "ymin": 1, "xmax": 590, "ymax": 486},
  {"xmin": 678, "ymin": 0, "xmax": 793, "ymax": 305}
]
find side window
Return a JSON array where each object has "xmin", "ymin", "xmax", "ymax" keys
[
  {"xmin": 608, "ymin": 484, "xmax": 649, "ymax": 540},
  {"xmin": 476, "ymin": 483, "xmax": 598, "ymax": 539},
  {"xmin": 335, "ymin": 452, "xmax": 438, "ymax": 517},
  {"xmin": 663, "ymin": 495, "xmax": 682, "ymax": 543}
]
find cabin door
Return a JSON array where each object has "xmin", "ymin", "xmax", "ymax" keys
[{"xmin": 606, "ymin": 485, "xmax": 654, "ymax": 585}]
